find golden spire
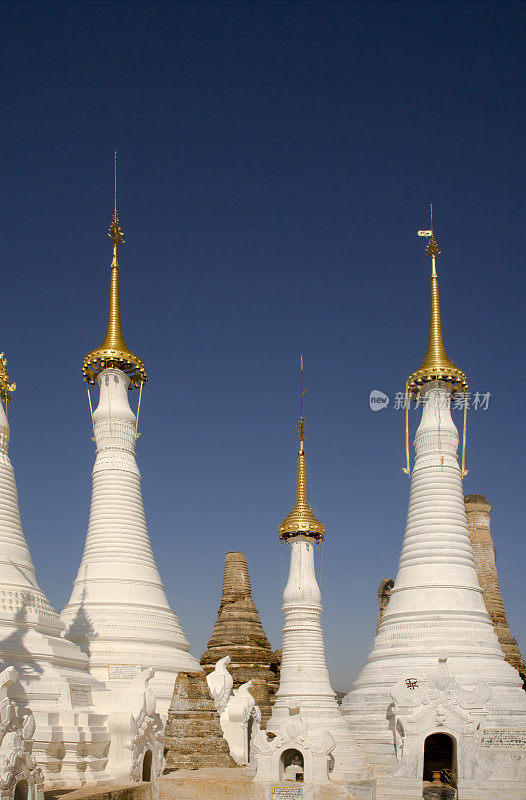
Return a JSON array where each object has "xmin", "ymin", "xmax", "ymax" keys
[
  {"xmin": 407, "ymin": 206, "xmax": 467, "ymax": 398},
  {"xmin": 83, "ymin": 152, "xmax": 147, "ymax": 388},
  {"xmin": 0, "ymin": 354, "xmax": 16, "ymax": 405},
  {"xmin": 278, "ymin": 357, "xmax": 325, "ymax": 541}
]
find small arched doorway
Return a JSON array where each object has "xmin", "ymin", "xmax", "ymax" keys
[
  {"xmin": 14, "ymin": 780, "xmax": 28, "ymax": 800},
  {"xmin": 142, "ymin": 749, "xmax": 152, "ymax": 782},
  {"xmin": 280, "ymin": 748, "xmax": 304, "ymax": 782},
  {"xmin": 423, "ymin": 733, "xmax": 456, "ymax": 794}
]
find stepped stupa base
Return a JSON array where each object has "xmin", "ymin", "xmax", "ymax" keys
[
  {"xmin": 159, "ymin": 767, "xmax": 373, "ymax": 800},
  {"xmin": 0, "ymin": 616, "xmax": 113, "ymax": 786}
]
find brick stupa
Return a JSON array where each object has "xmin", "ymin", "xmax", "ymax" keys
[
  {"xmin": 200, "ymin": 551, "xmax": 279, "ymax": 724},
  {"xmin": 164, "ymin": 671, "xmax": 236, "ymax": 769},
  {"xmin": 464, "ymin": 494, "xmax": 525, "ymax": 682}
]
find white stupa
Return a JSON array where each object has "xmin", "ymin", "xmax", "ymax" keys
[
  {"xmin": 60, "ymin": 176, "xmax": 200, "ymax": 712},
  {"xmin": 0, "ymin": 354, "xmax": 110, "ymax": 785},
  {"xmin": 254, "ymin": 378, "xmax": 369, "ymax": 788},
  {"xmin": 342, "ymin": 228, "xmax": 526, "ymax": 799}
]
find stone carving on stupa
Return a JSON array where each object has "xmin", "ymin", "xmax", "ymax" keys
[
  {"xmin": 200, "ymin": 551, "xmax": 279, "ymax": 724},
  {"xmin": 206, "ymin": 659, "xmax": 261, "ymax": 765},
  {"xmin": 0, "ymin": 667, "xmax": 44, "ymax": 800},
  {"xmin": 342, "ymin": 222, "xmax": 526, "ymax": 799},
  {"xmin": 164, "ymin": 671, "xmax": 236, "ymax": 770},
  {"xmin": 61, "ymin": 160, "xmax": 200, "ymax": 714},
  {"xmin": 389, "ymin": 654, "xmax": 492, "ymax": 782},
  {"xmin": 464, "ymin": 494, "xmax": 525, "ymax": 683},
  {"xmin": 106, "ymin": 668, "xmax": 165, "ymax": 792},
  {"xmin": 252, "ymin": 706, "xmax": 336, "ymax": 785}
]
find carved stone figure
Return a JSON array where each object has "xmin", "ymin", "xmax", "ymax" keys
[
  {"xmin": 106, "ymin": 667, "xmax": 165, "ymax": 792},
  {"xmin": 206, "ymin": 656, "xmax": 234, "ymax": 714},
  {"xmin": 0, "ymin": 667, "xmax": 43, "ymax": 800},
  {"xmin": 220, "ymin": 681, "xmax": 261, "ymax": 765}
]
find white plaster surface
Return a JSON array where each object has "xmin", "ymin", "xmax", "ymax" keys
[
  {"xmin": 0, "ymin": 400, "xmax": 111, "ymax": 786},
  {"xmin": 342, "ymin": 384, "xmax": 526, "ymax": 797},
  {"xmin": 206, "ymin": 656, "xmax": 234, "ymax": 715},
  {"xmin": 60, "ymin": 369, "xmax": 200, "ymax": 713},
  {"xmin": 259, "ymin": 534, "xmax": 368, "ymax": 784},
  {"xmin": 221, "ymin": 680, "xmax": 260, "ymax": 766}
]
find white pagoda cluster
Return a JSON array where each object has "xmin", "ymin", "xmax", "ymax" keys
[{"xmin": 0, "ymin": 183, "xmax": 524, "ymax": 800}]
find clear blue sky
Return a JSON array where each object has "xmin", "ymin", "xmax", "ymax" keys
[{"xmin": 1, "ymin": 0, "xmax": 524, "ymax": 690}]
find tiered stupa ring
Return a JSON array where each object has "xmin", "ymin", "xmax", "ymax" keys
[{"xmin": 83, "ymin": 211, "xmax": 147, "ymax": 388}]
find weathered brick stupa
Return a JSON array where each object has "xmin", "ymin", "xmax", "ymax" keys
[
  {"xmin": 342, "ymin": 225, "xmax": 526, "ymax": 799},
  {"xmin": 0, "ymin": 355, "xmax": 109, "ymax": 785},
  {"xmin": 201, "ymin": 551, "xmax": 279, "ymax": 723},
  {"xmin": 465, "ymin": 494, "xmax": 525, "ymax": 682},
  {"xmin": 61, "ymin": 166, "xmax": 200, "ymax": 713},
  {"xmin": 164, "ymin": 671, "xmax": 236, "ymax": 769}
]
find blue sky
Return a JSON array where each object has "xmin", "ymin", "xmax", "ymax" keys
[{"xmin": 1, "ymin": 0, "xmax": 525, "ymax": 690}]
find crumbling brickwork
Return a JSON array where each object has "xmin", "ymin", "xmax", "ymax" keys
[
  {"xmin": 164, "ymin": 671, "xmax": 236, "ymax": 769},
  {"xmin": 464, "ymin": 494, "xmax": 525, "ymax": 682},
  {"xmin": 200, "ymin": 551, "xmax": 280, "ymax": 725}
]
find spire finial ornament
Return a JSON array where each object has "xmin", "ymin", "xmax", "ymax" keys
[
  {"xmin": 408, "ymin": 206, "xmax": 467, "ymax": 398},
  {"xmin": 0, "ymin": 354, "xmax": 16, "ymax": 405},
  {"xmin": 279, "ymin": 357, "xmax": 325, "ymax": 541},
  {"xmin": 108, "ymin": 150, "xmax": 125, "ymax": 255},
  {"xmin": 403, "ymin": 209, "xmax": 469, "ymax": 477},
  {"xmin": 83, "ymin": 153, "xmax": 146, "ymax": 388}
]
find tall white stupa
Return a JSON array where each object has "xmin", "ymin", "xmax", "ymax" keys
[
  {"xmin": 254, "ymin": 368, "xmax": 369, "ymax": 787},
  {"xmin": 61, "ymin": 163, "xmax": 200, "ymax": 712},
  {"xmin": 342, "ymin": 224, "xmax": 526, "ymax": 799},
  {"xmin": 0, "ymin": 354, "xmax": 110, "ymax": 784}
]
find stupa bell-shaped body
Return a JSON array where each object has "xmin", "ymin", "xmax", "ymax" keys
[
  {"xmin": 342, "ymin": 233, "xmax": 526, "ymax": 800},
  {"xmin": 0, "ymin": 357, "xmax": 110, "ymax": 785},
  {"xmin": 61, "ymin": 204, "xmax": 199, "ymax": 712}
]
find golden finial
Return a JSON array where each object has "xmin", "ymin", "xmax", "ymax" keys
[
  {"xmin": 279, "ymin": 357, "xmax": 325, "ymax": 541},
  {"xmin": 83, "ymin": 153, "xmax": 147, "ymax": 388},
  {"xmin": 407, "ymin": 206, "xmax": 467, "ymax": 398},
  {"xmin": 0, "ymin": 354, "xmax": 16, "ymax": 405},
  {"xmin": 108, "ymin": 151, "xmax": 125, "ymax": 252},
  {"xmin": 404, "ymin": 208, "xmax": 469, "ymax": 477}
]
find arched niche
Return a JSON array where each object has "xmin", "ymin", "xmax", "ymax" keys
[
  {"xmin": 280, "ymin": 748, "xmax": 304, "ymax": 782},
  {"xmin": 142, "ymin": 749, "xmax": 153, "ymax": 782},
  {"xmin": 14, "ymin": 779, "xmax": 29, "ymax": 800},
  {"xmin": 423, "ymin": 732, "xmax": 457, "ymax": 788}
]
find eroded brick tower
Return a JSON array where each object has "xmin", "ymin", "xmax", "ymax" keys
[{"xmin": 464, "ymin": 493, "xmax": 525, "ymax": 682}]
